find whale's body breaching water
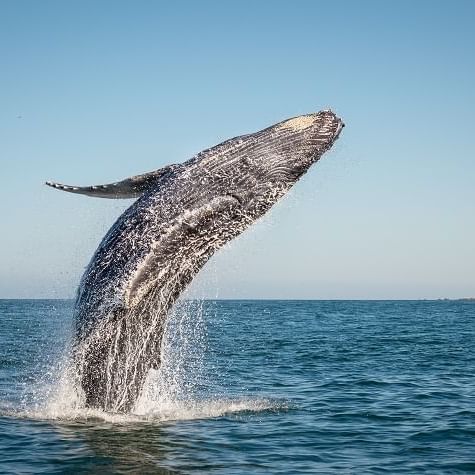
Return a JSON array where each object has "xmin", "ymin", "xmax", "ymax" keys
[{"xmin": 47, "ymin": 110, "xmax": 344, "ymax": 413}]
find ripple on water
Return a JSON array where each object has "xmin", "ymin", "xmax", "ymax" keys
[{"xmin": 0, "ymin": 300, "xmax": 474, "ymax": 474}]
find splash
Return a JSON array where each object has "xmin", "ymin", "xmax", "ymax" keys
[
  {"xmin": 18, "ymin": 299, "xmax": 286, "ymax": 423},
  {"xmin": 134, "ymin": 299, "xmax": 209, "ymax": 413}
]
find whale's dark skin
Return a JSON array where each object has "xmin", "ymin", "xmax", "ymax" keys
[{"xmin": 47, "ymin": 110, "xmax": 344, "ymax": 412}]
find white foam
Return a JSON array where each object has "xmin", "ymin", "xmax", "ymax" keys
[{"xmin": 19, "ymin": 395, "xmax": 284, "ymax": 424}]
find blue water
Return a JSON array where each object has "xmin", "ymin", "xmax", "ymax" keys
[{"xmin": 0, "ymin": 299, "xmax": 474, "ymax": 473}]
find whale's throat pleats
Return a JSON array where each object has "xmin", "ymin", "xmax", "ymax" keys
[
  {"xmin": 125, "ymin": 194, "xmax": 243, "ymax": 308},
  {"xmin": 46, "ymin": 164, "xmax": 178, "ymax": 199}
]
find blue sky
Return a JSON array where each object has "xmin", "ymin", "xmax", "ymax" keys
[{"xmin": 1, "ymin": 0, "xmax": 474, "ymax": 299}]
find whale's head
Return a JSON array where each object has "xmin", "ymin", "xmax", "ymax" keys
[
  {"xmin": 199, "ymin": 110, "xmax": 344, "ymax": 216},
  {"xmin": 258, "ymin": 109, "xmax": 344, "ymax": 176}
]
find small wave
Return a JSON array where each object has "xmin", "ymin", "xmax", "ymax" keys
[
  {"xmin": 135, "ymin": 397, "xmax": 287, "ymax": 422},
  {"xmin": 7, "ymin": 397, "xmax": 287, "ymax": 425}
]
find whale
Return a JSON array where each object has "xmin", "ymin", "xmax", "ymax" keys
[{"xmin": 47, "ymin": 110, "xmax": 344, "ymax": 412}]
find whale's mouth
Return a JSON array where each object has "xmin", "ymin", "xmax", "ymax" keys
[
  {"xmin": 317, "ymin": 111, "xmax": 345, "ymax": 144},
  {"xmin": 335, "ymin": 119, "xmax": 345, "ymax": 140}
]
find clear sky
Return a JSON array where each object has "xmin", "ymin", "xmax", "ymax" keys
[{"xmin": 1, "ymin": 0, "xmax": 474, "ymax": 299}]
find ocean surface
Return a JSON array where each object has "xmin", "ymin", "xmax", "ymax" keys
[{"xmin": 0, "ymin": 299, "xmax": 474, "ymax": 474}]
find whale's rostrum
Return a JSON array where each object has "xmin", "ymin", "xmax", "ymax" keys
[{"xmin": 47, "ymin": 110, "xmax": 344, "ymax": 412}]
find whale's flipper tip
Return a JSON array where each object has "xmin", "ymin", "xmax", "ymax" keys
[
  {"xmin": 45, "ymin": 179, "xmax": 139, "ymax": 199},
  {"xmin": 45, "ymin": 181, "xmax": 78, "ymax": 191},
  {"xmin": 44, "ymin": 164, "xmax": 177, "ymax": 199},
  {"xmin": 45, "ymin": 179, "xmax": 116, "ymax": 198}
]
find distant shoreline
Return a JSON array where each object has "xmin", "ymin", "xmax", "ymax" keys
[{"xmin": 436, "ymin": 297, "xmax": 475, "ymax": 302}]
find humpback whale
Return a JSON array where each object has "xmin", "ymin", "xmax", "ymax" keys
[{"xmin": 47, "ymin": 110, "xmax": 344, "ymax": 412}]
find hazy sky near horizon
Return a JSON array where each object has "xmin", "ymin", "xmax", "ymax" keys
[{"xmin": 1, "ymin": 0, "xmax": 474, "ymax": 299}]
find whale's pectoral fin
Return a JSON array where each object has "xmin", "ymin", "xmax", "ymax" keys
[{"xmin": 45, "ymin": 165, "xmax": 177, "ymax": 199}]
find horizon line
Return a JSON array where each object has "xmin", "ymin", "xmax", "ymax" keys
[{"xmin": 0, "ymin": 297, "xmax": 473, "ymax": 302}]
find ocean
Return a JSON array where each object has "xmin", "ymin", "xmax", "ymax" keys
[{"xmin": 0, "ymin": 299, "xmax": 474, "ymax": 474}]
